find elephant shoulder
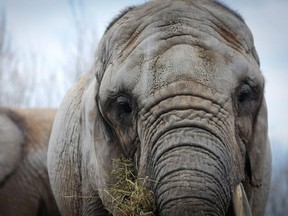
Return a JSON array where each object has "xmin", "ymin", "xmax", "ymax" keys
[
  {"xmin": 13, "ymin": 108, "xmax": 57, "ymax": 148},
  {"xmin": 0, "ymin": 108, "xmax": 24, "ymax": 184},
  {"xmin": 0, "ymin": 107, "xmax": 60, "ymax": 216},
  {"xmin": 0, "ymin": 107, "xmax": 57, "ymax": 184}
]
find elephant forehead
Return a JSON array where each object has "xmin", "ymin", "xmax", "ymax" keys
[
  {"xmin": 99, "ymin": 0, "xmax": 260, "ymax": 98},
  {"xmin": 144, "ymin": 44, "xmax": 227, "ymax": 92},
  {"xmin": 103, "ymin": 0, "xmax": 256, "ymax": 64},
  {"xmin": 107, "ymin": 44, "xmax": 253, "ymax": 96}
]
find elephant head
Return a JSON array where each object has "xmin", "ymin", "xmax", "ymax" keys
[
  {"xmin": 48, "ymin": 0, "xmax": 271, "ymax": 215},
  {"xmin": 0, "ymin": 108, "xmax": 60, "ymax": 216}
]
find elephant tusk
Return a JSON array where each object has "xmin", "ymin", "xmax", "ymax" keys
[{"xmin": 232, "ymin": 183, "xmax": 252, "ymax": 216}]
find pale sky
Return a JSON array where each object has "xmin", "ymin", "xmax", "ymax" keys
[{"xmin": 1, "ymin": 0, "xmax": 288, "ymax": 149}]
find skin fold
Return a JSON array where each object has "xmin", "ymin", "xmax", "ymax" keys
[
  {"xmin": 0, "ymin": 108, "xmax": 60, "ymax": 216},
  {"xmin": 48, "ymin": 0, "xmax": 271, "ymax": 215}
]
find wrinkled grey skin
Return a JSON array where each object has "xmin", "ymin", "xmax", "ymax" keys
[
  {"xmin": 0, "ymin": 108, "xmax": 60, "ymax": 216},
  {"xmin": 48, "ymin": 0, "xmax": 271, "ymax": 215}
]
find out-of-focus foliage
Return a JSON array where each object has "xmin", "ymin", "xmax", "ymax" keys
[
  {"xmin": 0, "ymin": 2, "xmax": 98, "ymax": 107},
  {"xmin": 0, "ymin": 10, "xmax": 33, "ymax": 107}
]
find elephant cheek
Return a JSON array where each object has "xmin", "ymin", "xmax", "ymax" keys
[{"xmin": 151, "ymin": 129, "xmax": 232, "ymax": 216}]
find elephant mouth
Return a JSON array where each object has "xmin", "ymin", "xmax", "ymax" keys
[{"xmin": 232, "ymin": 183, "xmax": 252, "ymax": 216}]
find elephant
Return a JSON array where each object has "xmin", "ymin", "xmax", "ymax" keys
[
  {"xmin": 48, "ymin": 0, "xmax": 271, "ymax": 215},
  {"xmin": 0, "ymin": 108, "xmax": 60, "ymax": 216}
]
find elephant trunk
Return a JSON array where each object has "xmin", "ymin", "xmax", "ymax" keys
[{"xmin": 151, "ymin": 128, "xmax": 232, "ymax": 215}]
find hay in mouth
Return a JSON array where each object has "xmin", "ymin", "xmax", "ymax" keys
[{"xmin": 108, "ymin": 158, "xmax": 156, "ymax": 216}]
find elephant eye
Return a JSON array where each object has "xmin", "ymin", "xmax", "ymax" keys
[
  {"xmin": 116, "ymin": 96, "xmax": 132, "ymax": 114},
  {"xmin": 235, "ymin": 83, "xmax": 260, "ymax": 116},
  {"xmin": 237, "ymin": 84, "xmax": 257, "ymax": 103}
]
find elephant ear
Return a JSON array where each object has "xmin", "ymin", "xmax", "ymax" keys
[
  {"xmin": 246, "ymin": 98, "xmax": 271, "ymax": 215},
  {"xmin": 48, "ymin": 71, "xmax": 119, "ymax": 215},
  {"xmin": 248, "ymin": 98, "xmax": 271, "ymax": 186},
  {"xmin": 0, "ymin": 110, "xmax": 23, "ymax": 183},
  {"xmin": 47, "ymin": 74, "xmax": 93, "ymax": 215},
  {"xmin": 79, "ymin": 75, "xmax": 125, "ymax": 213}
]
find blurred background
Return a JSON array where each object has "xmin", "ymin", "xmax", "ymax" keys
[{"xmin": 0, "ymin": 0, "xmax": 287, "ymax": 215}]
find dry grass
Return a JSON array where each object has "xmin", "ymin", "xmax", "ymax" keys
[{"xmin": 107, "ymin": 158, "xmax": 156, "ymax": 216}]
